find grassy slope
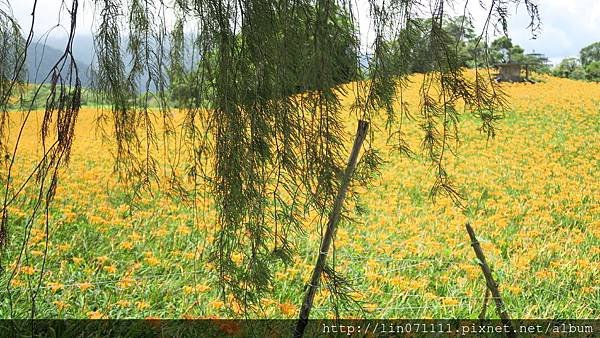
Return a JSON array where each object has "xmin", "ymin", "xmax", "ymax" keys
[{"xmin": 0, "ymin": 75, "xmax": 598, "ymax": 319}]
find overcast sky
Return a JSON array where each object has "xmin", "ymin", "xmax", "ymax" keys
[{"xmin": 6, "ymin": 0, "xmax": 600, "ymax": 65}]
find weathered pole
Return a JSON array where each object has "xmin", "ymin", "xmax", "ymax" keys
[
  {"xmin": 293, "ymin": 120, "xmax": 369, "ymax": 338},
  {"xmin": 466, "ymin": 223, "xmax": 516, "ymax": 338}
]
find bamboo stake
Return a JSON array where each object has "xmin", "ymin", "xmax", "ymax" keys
[
  {"xmin": 293, "ymin": 120, "xmax": 369, "ymax": 338},
  {"xmin": 479, "ymin": 288, "xmax": 490, "ymax": 319},
  {"xmin": 466, "ymin": 223, "xmax": 516, "ymax": 338}
]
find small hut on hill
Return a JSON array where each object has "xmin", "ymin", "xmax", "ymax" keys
[{"xmin": 495, "ymin": 62, "xmax": 528, "ymax": 82}]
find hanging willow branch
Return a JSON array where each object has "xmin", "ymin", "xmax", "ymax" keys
[{"xmin": 0, "ymin": 0, "xmax": 540, "ymax": 315}]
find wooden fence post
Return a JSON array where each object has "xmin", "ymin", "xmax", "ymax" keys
[
  {"xmin": 293, "ymin": 120, "xmax": 369, "ymax": 338},
  {"xmin": 465, "ymin": 223, "xmax": 516, "ymax": 338}
]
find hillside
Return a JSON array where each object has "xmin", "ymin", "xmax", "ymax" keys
[
  {"xmin": 26, "ymin": 41, "xmax": 92, "ymax": 86},
  {"xmin": 2, "ymin": 74, "xmax": 598, "ymax": 318}
]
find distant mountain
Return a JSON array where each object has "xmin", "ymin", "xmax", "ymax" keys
[
  {"xmin": 28, "ymin": 34, "xmax": 169, "ymax": 91},
  {"xmin": 25, "ymin": 34, "xmax": 372, "ymax": 91},
  {"xmin": 40, "ymin": 35, "xmax": 96, "ymax": 66},
  {"xmin": 26, "ymin": 41, "xmax": 93, "ymax": 87}
]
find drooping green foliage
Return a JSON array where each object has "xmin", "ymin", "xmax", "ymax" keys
[
  {"xmin": 0, "ymin": 0, "xmax": 540, "ymax": 315},
  {"xmin": 1, "ymin": 0, "xmax": 81, "ymax": 256},
  {"xmin": 381, "ymin": 15, "xmax": 480, "ymax": 74},
  {"xmin": 377, "ymin": 15, "xmax": 554, "ymax": 76},
  {"xmin": 0, "ymin": 7, "xmax": 25, "ymax": 157}
]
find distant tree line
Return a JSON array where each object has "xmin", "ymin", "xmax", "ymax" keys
[
  {"xmin": 376, "ymin": 16, "xmax": 552, "ymax": 78},
  {"xmin": 168, "ymin": 12, "xmax": 598, "ymax": 109},
  {"xmin": 552, "ymin": 42, "xmax": 600, "ymax": 82},
  {"xmin": 169, "ymin": 14, "xmax": 557, "ymax": 107},
  {"xmin": 15, "ymin": 13, "xmax": 595, "ymax": 112}
]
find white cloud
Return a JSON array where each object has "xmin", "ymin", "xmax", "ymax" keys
[
  {"xmin": 8, "ymin": 0, "xmax": 96, "ymax": 41},
  {"xmin": 472, "ymin": 0, "xmax": 600, "ymax": 65}
]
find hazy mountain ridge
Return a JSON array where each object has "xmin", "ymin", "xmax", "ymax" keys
[
  {"xmin": 26, "ymin": 40, "xmax": 93, "ymax": 86},
  {"xmin": 26, "ymin": 34, "xmax": 371, "ymax": 91},
  {"xmin": 29, "ymin": 34, "xmax": 178, "ymax": 91}
]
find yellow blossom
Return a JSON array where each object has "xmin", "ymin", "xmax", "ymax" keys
[
  {"xmin": 77, "ymin": 282, "xmax": 94, "ymax": 291},
  {"xmin": 47, "ymin": 282, "xmax": 63, "ymax": 292},
  {"xmin": 20, "ymin": 266, "xmax": 36, "ymax": 275},
  {"xmin": 209, "ymin": 300, "xmax": 224, "ymax": 310},
  {"xmin": 10, "ymin": 279, "xmax": 24, "ymax": 288},
  {"xmin": 145, "ymin": 256, "xmax": 161, "ymax": 266},
  {"xmin": 120, "ymin": 241, "xmax": 134, "ymax": 250},
  {"xmin": 278, "ymin": 303, "xmax": 296, "ymax": 316},
  {"xmin": 103, "ymin": 265, "xmax": 118, "ymax": 274},
  {"xmin": 53, "ymin": 300, "xmax": 70, "ymax": 312},
  {"xmin": 87, "ymin": 311, "xmax": 105, "ymax": 319},
  {"xmin": 96, "ymin": 256, "xmax": 110, "ymax": 264},
  {"xmin": 117, "ymin": 277, "xmax": 135, "ymax": 289}
]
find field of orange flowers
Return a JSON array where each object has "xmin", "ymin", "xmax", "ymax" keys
[{"xmin": 1, "ymin": 74, "xmax": 598, "ymax": 319}]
